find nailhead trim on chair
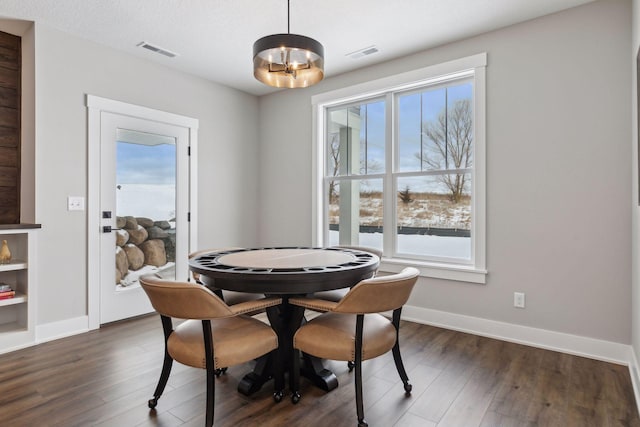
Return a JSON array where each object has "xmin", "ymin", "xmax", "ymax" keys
[
  {"xmin": 288, "ymin": 297, "xmax": 337, "ymax": 312},
  {"xmin": 229, "ymin": 297, "xmax": 283, "ymax": 315}
]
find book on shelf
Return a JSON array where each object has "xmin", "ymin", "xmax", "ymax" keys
[
  {"xmin": 0, "ymin": 291, "xmax": 15, "ymax": 300},
  {"xmin": 0, "ymin": 283, "xmax": 13, "ymax": 292}
]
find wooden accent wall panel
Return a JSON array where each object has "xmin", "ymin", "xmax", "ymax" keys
[{"xmin": 0, "ymin": 31, "xmax": 20, "ymax": 224}]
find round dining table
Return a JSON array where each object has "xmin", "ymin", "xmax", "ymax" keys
[{"xmin": 188, "ymin": 246, "xmax": 380, "ymax": 396}]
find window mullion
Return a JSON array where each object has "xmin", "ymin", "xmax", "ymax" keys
[{"xmin": 384, "ymin": 92, "xmax": 395, "ymax": 257}]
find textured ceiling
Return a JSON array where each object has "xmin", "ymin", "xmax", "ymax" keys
[{"xmin": 0, "ymin": 0, "xmax": 596, "ymax": 96}]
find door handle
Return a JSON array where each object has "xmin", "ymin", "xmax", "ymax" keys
[{"xmin": 102, "ymin": 226, "xmax": 123, "ymax": 233}]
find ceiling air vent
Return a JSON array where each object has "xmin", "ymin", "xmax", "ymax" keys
[
  {"xmin": 346, "ymin": 46, "xmax": 379, "ymax": 60},
  {"xmin": 137, "ymin": 41, "xmax": 178, "ymax": 58}
]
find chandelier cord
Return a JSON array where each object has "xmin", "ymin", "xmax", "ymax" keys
[{"xmin": 287, "ymin": 0, "xmax": 290, "ymax": 34}]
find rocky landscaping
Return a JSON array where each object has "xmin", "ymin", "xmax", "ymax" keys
[{"xmin": 114, "ymin": 216, "xmax": 176, "ymax": 285}]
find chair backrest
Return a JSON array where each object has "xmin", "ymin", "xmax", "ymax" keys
[
  {"xmin": 140, "ymin": 274, "xmax": 235, "ymax": 319},
  {"xmin": 332, "ymin": 267, "xmax": 419, "ymax": 314}
]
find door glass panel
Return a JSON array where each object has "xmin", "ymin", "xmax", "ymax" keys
[{"xmin": 115, "ymin": 129, "xmax": 177, "ymax": 289}]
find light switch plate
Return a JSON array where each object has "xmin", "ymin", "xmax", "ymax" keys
[{"xmin": 68, "ymin": 196, "xmax": 85, "ymax": 211}]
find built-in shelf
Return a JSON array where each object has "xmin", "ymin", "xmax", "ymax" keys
[
  {"xmin": 0, "ymin": 322, "xmax": 28, "ymax": 334},
  {"xmin": 0, "ymin": 226, "xmax": 39, "ymax": 354},
  {"xmin": 0, "ymin": 261, "xmax": 28, "ymax": 272},
  {"xmin": 0, "ymin": 224, "xmax": 41, "ymax": 231},
  {"xmin": 0, "ymin": 293, "xmax": 27, "ymax": 307}
]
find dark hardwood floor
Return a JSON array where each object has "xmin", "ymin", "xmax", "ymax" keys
[{"xmin": 0, "ymin": 314, "xmax": 638, "ymax": 426}]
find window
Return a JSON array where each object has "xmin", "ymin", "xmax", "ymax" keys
[{"xmin": 312, "ymin": 54, "xmax": 486, "ymax": 283}]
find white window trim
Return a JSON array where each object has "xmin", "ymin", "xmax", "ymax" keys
[{"xmin": 312, "ymin": 53, "xmax": 487, "ymax": 284}]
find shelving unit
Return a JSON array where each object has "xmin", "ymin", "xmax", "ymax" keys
[{"xmin": 0, "ymin": 224, "xmax": 40, "ymax": 353}]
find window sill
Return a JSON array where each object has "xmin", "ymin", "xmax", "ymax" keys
[{"xmin": 379, "ymin": 258, "xmax": 487, "ymax": 284}]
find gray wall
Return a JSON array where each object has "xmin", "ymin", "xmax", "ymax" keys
[
  {"xmin": 0, "ymin": 0, "xmax": 633, "ymax": 346},
  {"xmin": 258, "ymin": 0, "xmax": 632, "ymax": 343},
  {"xmin": 28, "ymin": 24, "xmax": 260, "ymax": 324},
  {"xmin": 632, "ymin": 0, "xmax": 639, "ymax": 366}
]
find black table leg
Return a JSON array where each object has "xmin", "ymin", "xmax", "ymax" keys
[
  {"xmin": 237, "ymin": 354, "xmax": 273, "ymax": 395},
  {"xmin": 236, "ymin": 304, "xmax": 281, "ymax": 396},
  {"xmin": 300, "ymin": 352, "xmax": 338, "ymax": 391}
]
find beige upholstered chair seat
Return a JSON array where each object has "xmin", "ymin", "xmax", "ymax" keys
[
  {"xmin": 169, "ymin": 317, "xmax": 278, "ymax": 370},
  {"xmin": 293, "ymin": 313, "xmax": 396, "ymax": 362}
]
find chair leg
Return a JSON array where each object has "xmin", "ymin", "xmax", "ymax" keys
[
  {"xmin": 354, "ymin": 359, "xmax": 367, "ymax": 427},
  {"xmin": 149, "ymin": 315, "xmax": 174, "ymax": 409},
  {"xmin": 148, "ymin": 349, "xmax": 173, "ymax": 409},
  {"xmin": 202, "ymin": 320, "xmax": 215, "ymax": 427},
  {"xmin": 392, "ymin": 309, "xmax": 412, "ymax": 395},
  {"xmin": 392, "ymin": 341, "xmax": 412, "ymax": 395},
  {"xmin": 273, "ymin": 346, "xmax": 285, "ymax": 402},
  {"xmin": 355, "ymin": 315, "xmax": 368, "ymax": 427},
  {"xmin": 205, "ymin": 358, "xmax": 215, "ymax": 427},
  {"xmin": 291, "ymin": 348, "xmax": 301, "ymax": 404}
]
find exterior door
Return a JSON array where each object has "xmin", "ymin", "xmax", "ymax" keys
[{"xmin": 99, "ymin": 112, "xmax": 190, "ymax": 324}]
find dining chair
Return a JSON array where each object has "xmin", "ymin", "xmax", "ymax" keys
[
  {"xmin": 289, "ymin": 267, "xmax": 419, "ymax": 427},
  {"xmin": 139, "ymin": 274, "xmax": 284, "ymax": 427},
  {"xmin": 313, "ymin": 246, "xmax": 383, "ymax": 371},
  {"xmin": 190, "ymin": 248, "xmax": 268, "ymax": 376}
]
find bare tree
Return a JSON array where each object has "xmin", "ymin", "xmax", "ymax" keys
[{"xmin": 421, "ymin": 98, "xmax": 472, "ymax": 203}]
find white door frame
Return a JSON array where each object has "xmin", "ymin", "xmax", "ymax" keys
[{"xmin": 86, "ymin": 95, "xmax": 198, "ymax": 330}]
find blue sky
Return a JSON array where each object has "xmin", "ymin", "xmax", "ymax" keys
[
  {"xmin": 116, "ymin": 142, "xmax": 176, "ymax": 185},
  {"xmin": 334, "ymin": 82, "xmax": 472, "ymax": 195},
  {"xmin": 353, "ymin": 82, "xmax": 472, "ymax": 177}
]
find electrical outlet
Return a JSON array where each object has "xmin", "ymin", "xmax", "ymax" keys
[
  {"xmin": 68, "ymin": 196, "xmax": 85, "ymax": 211},
  {"xmin": 514, "ymin": 292, "xmax": 525, "ymax": 308}
]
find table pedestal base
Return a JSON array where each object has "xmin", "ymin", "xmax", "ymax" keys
[
  {"xmin": 237, "ymin": 304, "xmax": 338, "ymax": 396},
  {"xmin": 237, "ymin": 353, "xmax": 338, "ymax": 396},
  {"xmin": 300, "ymin": 353, "xmax": 338, "ymax": 392},
  {"xmin": 237, "ymin": 356, "xmax": 273, "ymax": 396}
]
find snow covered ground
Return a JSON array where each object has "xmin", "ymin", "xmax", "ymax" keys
[
  {"xmin": 330, "ymin": 230, "xmax": 470, "ymax": 260},
  {"xmin": 116, "ymin": 184, "xmax": 175, "ymax": 223}
]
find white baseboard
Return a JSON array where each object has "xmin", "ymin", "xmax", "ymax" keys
[
  {"xmin": 35, "ymin": 316, "xmax": 89, "ymax": 344},
  {"xmin": 402, "ymin": 305, "xmax": 632, "ymax": 365}
]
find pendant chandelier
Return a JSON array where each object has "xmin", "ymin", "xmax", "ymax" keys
[{"xmin": 253, "ymin": 0, "xmax": 324, "ymax": 88}]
